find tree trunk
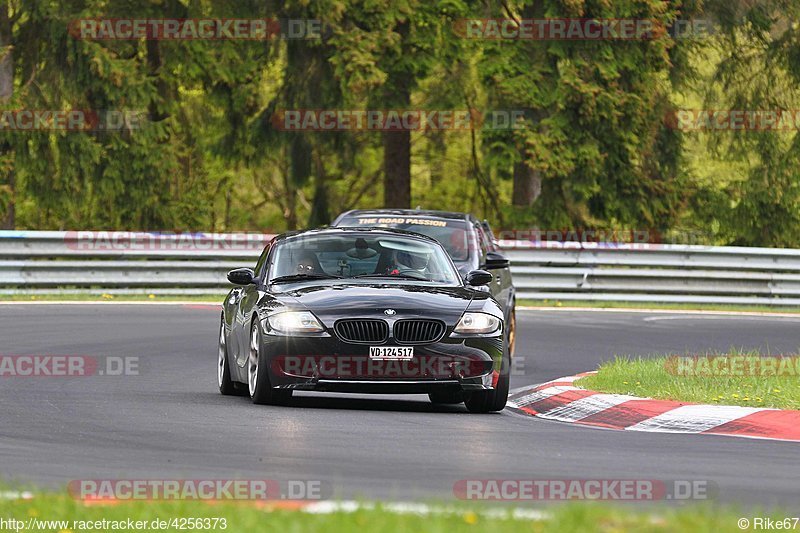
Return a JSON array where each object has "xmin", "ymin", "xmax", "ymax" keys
[
  {"xmin": 382, "ymin": 20, "xmax": 412, "ymax": 208},
  {"xmin": 382, "ymin": 128, "xmax": 411, "ymax": 208},
  {"xmin": 282, "ymin": 161, "xmax": 298, "ymax": 231},
  {"xmin": 512, "ymin": 161, "xmax": 541, "ymax": 207},
  {"xmin": 510, "ymin": 1, "xmax": 547, "ymax": 211},
  {"xmin": 307, "ymin": 151, "xmax": 329, "ymax": 227},
  {"xmin": 145, "ymin": 40, "xmax": 169, "ymax": 122}
]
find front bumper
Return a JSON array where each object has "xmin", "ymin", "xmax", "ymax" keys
[
  {"xmin": 261, "ymin": 334, "xmax": 503, "ymax": 394},
  {"xmin": 286, "ymin": 379, "xmax": 488, "ymax": 394}
]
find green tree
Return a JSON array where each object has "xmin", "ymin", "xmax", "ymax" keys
[
  {"xmin": 699, "ymin": 0, "xmax": 800, "ymax": 246},
  {"xmin": 478, "ymin": 0, "xmax": 700, "ymax": 234}
]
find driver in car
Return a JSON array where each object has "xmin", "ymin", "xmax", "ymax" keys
[
  {"xmin": 387, "ymin": 250, "xmax": 430, "ymax": 275},
  {"xmin": 295, "ymin": 254, "xmax": 318, "ymax": 273}
]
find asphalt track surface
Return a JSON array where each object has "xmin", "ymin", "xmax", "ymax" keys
[{"xmin": 1, "ymin": 304, "xmax": 798, "ymax": 510}]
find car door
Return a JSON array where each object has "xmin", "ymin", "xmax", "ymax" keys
[
  {"xmin": 474, "ymin": 224, "xmax": 501, "ymax": 304},
  {"xmin": 483, "ymin": 220, "xmax": 514, "ymax": 307},
  {"xmin": 476, "ymin": 223, "xmax": 513, "ymax": 312},
  {"xmin": 232, "ymin": 245, "xmax": 271, "ymax": 371}
]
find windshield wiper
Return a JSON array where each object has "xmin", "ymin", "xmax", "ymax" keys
[
  {"xmin": 270, "ymin": 273, "xmax": 343, "ymax": 284},
  {"xmin": 352, "ymin": 272, "xmax": 433, "ymax": 282}
]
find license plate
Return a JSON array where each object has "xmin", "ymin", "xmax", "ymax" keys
[{"xmin": 369, "ymin": 346, "xmax": 414, "ymax": 360}]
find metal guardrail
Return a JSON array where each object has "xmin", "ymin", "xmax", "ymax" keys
[
  {"xmin": 2, "ymin": 231, "xmax": 800, "ymax": 305},
  {"xmin": 504, "ymin": 244, "xmax": 800, "ymax": 305}
]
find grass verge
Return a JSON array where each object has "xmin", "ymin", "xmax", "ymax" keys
[
  {"xmin": 577, "ymin": 355, "xmax": 800, "ymax": 410},
  {"xmin": 0, "ymin": 489, "xmax": 770, "ymax": 532},
  {"xmin": 519, "ymin": 299, "xmax": 800, "ymax": 314}
]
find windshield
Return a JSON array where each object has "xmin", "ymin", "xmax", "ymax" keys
[
  {"xmin": 268, "ymin": 233, "xmax": 460, "ymax": 284},
  {"xmin": 334, "ymin": 215, "xmax": 471, "ymax": 261}
]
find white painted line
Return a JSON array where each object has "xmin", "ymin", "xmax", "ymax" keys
[
  {"xmin": 508, "ymin": 385, "xmax": 535, "ymax": 395},
  {"xmin": 546, "ymin": 374, "xmax": 589, "ymax": 383},
  {"xmin": 509, "ymin": 372, "xmax": 597, "ymax": 405},
  {"xmin": 0, "ymin": 491, "xmax": 34, "ymax": 500},
  {"xmin": 518, "ymin": 306, "xmax": 800, "ymax": 318},
  {"xmin": 303, "ymin": 501, "xmax": 362, "ymax": 514},
  {"xmin": 301, "ymin": 500, "xmax": 549, "ymax": 521},
  {"xmin": 540, "ymin": 393, "xmax": 642, "ymax": 423},
  {"xmin": 625, "ymin": 404, "xmax": 768, "ymax": 433},
  {"xmin": 511, "ymin": 386, "xmax": 580, "ymax": 408},
  {"xmin": 507, "ymin": 508, "xmax": 551, "ymax": 521},
  {"xmin": 643, "ymin": 315, "xmax": 800, "ymax": 322}
]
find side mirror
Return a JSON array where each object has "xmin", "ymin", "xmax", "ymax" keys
[
  {"xmin": 482, "ymin": 251, "xmax": 510, "ymax": 270},
  {"xmin": 465, "ymin": 269, "xmax": 493, "ymax": 286},
  {"xmin": 227, "ymin": 268, "xmax": 255, "ymax": 285}
]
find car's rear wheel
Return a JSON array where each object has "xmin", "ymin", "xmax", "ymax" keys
[
  {"xmin": 464, "ymin": 345, "xmax": 510, "ymax": 413},
  {"xmin": 248, "ymin": 321, "xmax": 292, "ymax": 405},
  {"xmin": 428, "ymin": 391, "xmax": 465, "ymax": 404},
  {"xmin": 218, "ymin": 319, "xmax": 237, "ymax": 396}
]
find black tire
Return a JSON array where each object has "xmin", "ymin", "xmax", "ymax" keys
[
  {"xmin": 428, "ymin": 391, "xmax": 465, "ymax": 404},
  {"xmin": 217, "ymin": 319, "xmax": 237, "ymax": 396},
  {"xmin": 248, "ymin": 320, "xmax": 292, "ymax": 406},
  {"xmin": 232, "ymin": 382, "xmax": 251, "ymax": 397},
  {"xmin": 507, "ymin": 303, "xmax": 517, "ymax": 358},
  {"xmin": 465, "ymin": 345, "xmax": 510, "ymax": 413}
]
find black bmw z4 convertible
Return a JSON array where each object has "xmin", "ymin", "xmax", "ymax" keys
[{"xmin": 218, "ymin": 227, "xmax": 510, "ymax": 413}]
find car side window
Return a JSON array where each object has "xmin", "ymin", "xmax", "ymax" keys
[
  {"xmin": 254, "ymin": 245, "xmax": 270, "ymax": 279},
  {"xmin": 481, "ymin": 221, "xmax": 499, "ymax": 251},
  {"xmin": 475, "ymin": 225, "xmax": 490, "ymax": 260}
]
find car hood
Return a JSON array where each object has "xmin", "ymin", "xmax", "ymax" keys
[{"xmin": 278, "ymin": 283, "xmax": 475, "ymax": 326}]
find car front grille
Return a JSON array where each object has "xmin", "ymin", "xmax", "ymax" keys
[
  {"xmin": 334, "ymin": 319, "xmax": 389, "ymax": 344},
  {"xmin": 393, "ymin": 320, "xmax": 445, "ymax": 344}
]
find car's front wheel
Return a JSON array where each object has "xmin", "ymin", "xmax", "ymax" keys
[
  {"xmin": 464, "ymin": 347, "xmax": 510, "ymax": 413},
  {"xmin": 248, "ymin": 320, "xmax": 292, "ymax": 405},
  {"xmin": 508, "ymin": 304, "xmax": 516, "ymax": 358}
]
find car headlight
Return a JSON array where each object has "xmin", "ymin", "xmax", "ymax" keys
[
  {"xmin": 267, "ymin": 311, "xmax": 324, "ymax": 335},
  {"xmin": 453, "ymin": 312, "xmax": 501, "ymax": 335}
]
